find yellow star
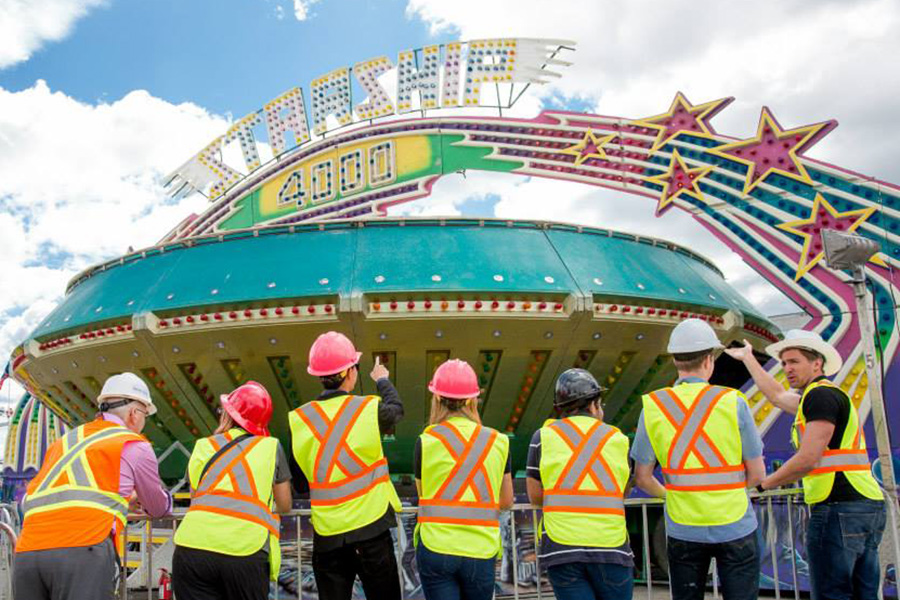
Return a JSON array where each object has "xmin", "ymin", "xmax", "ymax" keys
[
  {"xmin": 644, "ymin": 150, "xmax": 713, "ymax": 216},
  {"xmin": 777, "ymin": 193, "xmax": 883, "ymax": 280},
  {"xmin": 708, "ymin": 107, "xmax": 836, "ymax": 196},
  {"xmin": 631, "ymin": 92, "xmax": 733, "ymax": 154},
  {"xmin": 559, "ymin": 129, "xmax": 616, "ymax": 167}
]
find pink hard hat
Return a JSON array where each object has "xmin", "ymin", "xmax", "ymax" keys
[
  {"xmin": 307, "ymin": 331, "xmax": 362, "ymax": 377},
  {"xmin": 220, "ymin": 381, "xmax": 273, "ymax": 436},
  {"xmin": 428, "ymin": 359, "xmax": 480, "ymax": 399}
]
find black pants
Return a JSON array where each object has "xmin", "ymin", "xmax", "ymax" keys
[
  {"xmin": 312, "ymin": 530, "xmax": 401, "ymax": 600},
  {"xmin": 172, "ymin": 545, "xmax": 269, "ymax": 600},
  {"xmin": 667, "ymin": 532, "xmax": 760, "ymax": 600}
]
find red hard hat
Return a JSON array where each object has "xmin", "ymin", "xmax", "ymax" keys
[
  {"xmin": 220, "ymin": 381, "xmax": 273, "ymax": 436},
  {"xmin": 428, "ymin": 359, "xmax": 480, "ymax": 399},
  {"xmin": 307, "ymin": 331, "xmax": 362, "ymax": 376}
]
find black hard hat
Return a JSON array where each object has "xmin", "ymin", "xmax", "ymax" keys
[{"xmin": 554, "ymin": 368, "xmax": 607, "ymax": 407}]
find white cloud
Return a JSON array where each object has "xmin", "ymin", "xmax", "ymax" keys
[
  {"xmin": 0, "ymin": 0, "xmax": 107, "ymax": 69},
  {"xmin": 0, "ymin": 81, "xmax": 228, "ymax": 385},
  {"xmin": 293, "ymin": 0, "xmax": 320, "ymax": 21},
  {"xmin": 399, "ymin": 0, "xmax": 900, "ymax": 316}
]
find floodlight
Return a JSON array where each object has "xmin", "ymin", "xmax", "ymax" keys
[{"xmin": 822, "ymin": 229, "xmax": 881, "ymax": 271}]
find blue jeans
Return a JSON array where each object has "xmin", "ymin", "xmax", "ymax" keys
[
  {"xmin": 415, "ymin": 543, "xmax": 495, "ymax": 600},
  {"xmin": 807, "ymin": 499, "xmax": 886, "ymax": 600},
  {"xmin": 667, "ymin": 532, "xmax": 760, "ymax": 600},
  {"xmin": 546, "ymin": 562, "xmax": 634, "ymax": 600}
]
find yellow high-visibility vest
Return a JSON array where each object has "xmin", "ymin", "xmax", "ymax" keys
[
  {"xmin": 174, "ymin": 429, "xmax": 281, "ymax": 580},
  {"xmin": 642, "ymin": 383, "xmax": 748, "ymax": 526},
  {"xmin": 415, "ymin": 417, "xmax": 509, "ymax": 559},
  {"xmin": 539, "ymin": 416, "xmax": 629, "ymax": 546},
  {"xmin": 289, "ymin": 394, "xmax": 401, "ymax": 536},
  {"xmin": 792, "ymin": 379, "xmax": 883, "ymax": 504}
]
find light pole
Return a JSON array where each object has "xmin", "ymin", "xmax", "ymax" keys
[{"xmin": 822, "ymin": 228, "xmax": 900, "ymax": 576}]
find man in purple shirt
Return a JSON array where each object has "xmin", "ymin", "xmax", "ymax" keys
[{"xmin": 14, "ymin": 372, "xmax": 172, "ymax": 600}]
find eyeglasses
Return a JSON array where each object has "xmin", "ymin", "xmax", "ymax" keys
[{"xmin": 134, "ymin": 406, "xmax": 149, "ymax": 418}]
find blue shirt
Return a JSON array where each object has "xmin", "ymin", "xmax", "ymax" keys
[{"xmin": 630, "ymin": 377, "xmax": 764, "ymax": 543}]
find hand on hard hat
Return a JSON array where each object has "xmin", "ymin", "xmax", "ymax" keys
[
  {"xmin": 370, "ymin": 356, "xmax": 390, "ymax": 382},
  {"xmin": 724, "ymin": 339, "xmax": 754, "ymax": 362}
]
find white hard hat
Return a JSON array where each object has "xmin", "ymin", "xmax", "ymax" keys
[
  {"xmin": 667, "ymin": 318, "xmax": 724, "ymax": 354},
  {"xmin": 765, "ymin": 329, "xmax": 843, "ymax": 376},
  {"xmin": 97, "ymin": 372, "xmax": 157, "ymax": 415}
]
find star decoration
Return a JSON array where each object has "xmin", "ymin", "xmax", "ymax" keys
[
  {"xmin": 631, "ymin": 92, "xmax": 733, "ymax": 154},
  {"xmin": 709, "ymin": 107, "xmax": 836, "ymax": 196},
  {"xmin": 644, "ymin": 150, "xmax": 713, "ymax": 216},
  {"xmin": 559, "ymin": 129, "xmax": 616, "ymax": 167},
  {"xmin": 777, "ymin": 193, "xmax": 883, "ymax": 280}
]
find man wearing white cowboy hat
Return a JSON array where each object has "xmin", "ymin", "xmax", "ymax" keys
[
  {"xmin": 14, "ymin": 372, "xmax": 172, "ymax": 600},
  {"xmin": 726, "ymin": 330, "xmax": 886, "ymax": 600}
]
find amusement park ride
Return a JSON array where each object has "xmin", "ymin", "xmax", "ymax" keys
[{"xmin": 3, "ymin": 37, "xmax": 900, "ymax": 506}]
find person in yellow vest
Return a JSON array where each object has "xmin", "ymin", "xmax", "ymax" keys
[
  {"xmin": 726, "ymin": 329, "xmax": 886, "ymax": 600},
  {"xmin": 289, "ymin": 331, "xmax": 404, "ymax": 600},
  {"xmin": 632, "ymin": 319, "xmax": 765, "ymax": 600},
  {"xmin": 14, "ymin": 372, "xmax": 172, "ymax": 600},
  {"xmin": 173, "ymin": 380, "xmax": 292, "ymax": 600},
  {"xmin": 414, "ymin": 359, "xmax": 513, "ymax": 600},
  {"xmin": 526, "ymin": 368, "xmax": 632, "ymax": 600}
]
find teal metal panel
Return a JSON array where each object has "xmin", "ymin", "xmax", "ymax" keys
[{"xmin": 353, "ymin": 222, "xmax": 575, "ymax": 295}]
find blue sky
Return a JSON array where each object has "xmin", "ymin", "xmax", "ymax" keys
[
  {"xmin": 2, "ymin": 0, "xmax": 900, "ymax": 420},
  {"xmin": 0, "ymin": 0, "xmax": 445, "ymax": 118}
]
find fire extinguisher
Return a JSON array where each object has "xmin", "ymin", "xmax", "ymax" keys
[{"xmin": 158, "ymin": 568, "xmax": 172, "ymax": 600}]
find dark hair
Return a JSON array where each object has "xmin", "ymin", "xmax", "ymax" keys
[
  {"xmin": 320, "ymin": 364, "xmax": 356, "ymax": 390},
  {"xmin": 781, "ymin": 347, "xmax": 824, "ymax": 365},
  {"xmin": 672, "ymin": 349, "xmax": 713, "ymax": 371},
  {"xmin": 556, "ymin": 395, "xmax": 600, "ymax": 418}
]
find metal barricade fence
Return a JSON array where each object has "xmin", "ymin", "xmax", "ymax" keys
[{"xmin": 113, "ymin": 488, "xmax": 868, "ymax": 600}]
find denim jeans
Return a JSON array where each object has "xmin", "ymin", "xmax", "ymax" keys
[
  {"xmin": 807, "ymin": 499, "xmax": 886, "ymax": 600},
  {"xmin": 667, "ymin": 532, "xmax": 760, "ymax": 600},
  {"xmin": 546, "ymin": 561, "xmax": 634, "ymax": 600},
  {"xmin": 415, "ymin": 543, "xmax": 496, "ymax": 600}
]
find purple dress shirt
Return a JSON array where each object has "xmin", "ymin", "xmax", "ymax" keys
[{"xmin": 101, "ymin": 413, "xmax": 173, "ymax": 518}]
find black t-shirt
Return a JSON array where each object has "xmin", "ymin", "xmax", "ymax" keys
[
  {"xmin": 801, "ymin": 377, "xmax": 866, "ymax": 503},
  {"xmin": 413, "ymin": 431, "xmax": 512, "ymax": 479}
]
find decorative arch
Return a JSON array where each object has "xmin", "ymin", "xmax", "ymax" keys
[{"xmin": 165, "ymin": 92, "xmax": 900, "ymax": 439}]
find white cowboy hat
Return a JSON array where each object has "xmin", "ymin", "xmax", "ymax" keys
[{"xmin": 765, "ymin": 329, "xmax": 843, "ymax": 376}]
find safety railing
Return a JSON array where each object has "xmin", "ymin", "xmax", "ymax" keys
[{"xmin": 113, "ymin": 487, "xmax": 900, "ymax": 600}]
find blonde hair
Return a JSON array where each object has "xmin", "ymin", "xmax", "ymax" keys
[
  {"xmin": 214, "ymin": 409, "xmax": 235, "ymax": 435},
  {"xmin": 428, "ymin": 394, "xmax": 481, "ymax": 426}
]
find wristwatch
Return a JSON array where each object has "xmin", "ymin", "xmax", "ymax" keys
[{"xmin": 755, "ymin": 484, "xmax": 766, "ymax": 494}]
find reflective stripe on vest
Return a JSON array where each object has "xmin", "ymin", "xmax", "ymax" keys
[
  {"xmin": 794, "ymin": 380, "xmax": 872, "ymax": 476},
  {"xmin": 297, "ymin": 396, "xmax": 389, "ymax": 506},
  {"xmin": 543, "ymin": 420, "xmax": 624, "ymax": 514},
  {"xmin": 649, "ymin": 386, "xmax": 746, "ymax": 490},
  {"xmin": 418, "ymin": 423, "xmax": 501, "ymax": 527},
  {"xmin": 188, "ymin": 433, "xmax": 280, "ymax": 536},
  {"xmin": 23, "ymin": 425, "xmax": 134, "ymax": 521}
]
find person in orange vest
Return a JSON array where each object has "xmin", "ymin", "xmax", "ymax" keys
[
  {"xmin": 526, "ymin": 368, "xmax": 632, "ymax": 600},
  {"xmin": 632, "ymin": 319, "xmax": 765, "ymax": 600},
  {"xmin": 414, "ymin": 359, "xmax": 513, "ymax": 600},
  {"xmin": 13, "ymin": 372, "xmax": 172, "ymax": 600},
  {"xmin": 289, "ymin": 331, "xmax": 405, "ymax": 600},
  {"xmin": 726, "ymin": 330, "xmax": 885, "ymax": 600},
  {"xmin": 173, "ymin": 381, "xmax": 293, "ymax": 600}
]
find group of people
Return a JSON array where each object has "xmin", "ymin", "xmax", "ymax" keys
[{"xmin": 11, "ymin": 320, "xmax": 889, "ymax": 600}]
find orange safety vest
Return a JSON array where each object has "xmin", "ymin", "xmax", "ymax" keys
[
  {"xmin": 17, "ymin": 419, "xmax": 145, "ymax": 553},
  {"xmin": 543, "ymin": 420, "xmax": 625, "ymax": 516},
  {"xmin": 647, "ymin": 386, "xmax": 747, "ymax": 491},
  {"xmin": 417, "ymin": 422, "xmax": 503, "ymax": 527},
  {"xmin": 295, "ymin": 395, "xmax": 391, "ymax": 507},
  {"xmin": 186, "ymin": 433, "xmax": 281, "ymax": 536}
]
